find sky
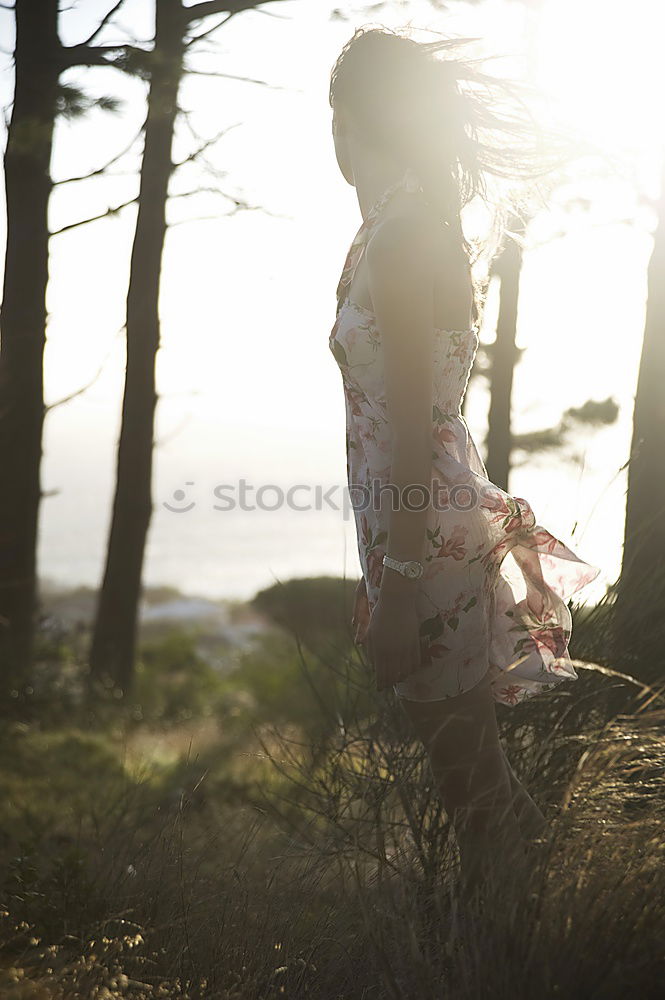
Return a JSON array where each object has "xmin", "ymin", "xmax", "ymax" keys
[{"xmin": 0, "ymin": 0, "xmax": 663, "ymax": 603}]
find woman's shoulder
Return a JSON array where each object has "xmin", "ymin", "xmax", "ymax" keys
[
  {"xmin": 366, "ymin": 201, "xmax": 437, "ymax": 267},
  {"xmin": 367, "ymin": 200, "xmax": 465, "ymax": 275}
]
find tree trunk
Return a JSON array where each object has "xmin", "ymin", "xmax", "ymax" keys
[
  {"xmin": 0, "ymin": 0, "xmax": 59, "ymax": 695},
  {"xmin": 613, "ymin": 161, "xmax": 665, "ymax": 672},
  {"xmin": 485, "ymin": 222, "xmax": 523, "ymax": 491},
  {"xmin": 89, "ymin": 0, "xmax": 184, "ymax": 695}
]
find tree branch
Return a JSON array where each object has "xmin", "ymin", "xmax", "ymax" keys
[
  {"xmin": 171, "ymin": 122, "xmax": 238, "ymax": 169},
  {"xmin": 52, "ymin": 121, "xmax": 145, "ymax": 186},
  {"xmin": 155, "ymin": 411, "xmax": 196, "ymax": 449},
  {"xmin": 169, "ymin": 187, "xmax": 250, "ymax": 207},
  {"xmin": 183, "ymin": 0, "xmax": 286, "ymax": 24},
  {"xmin": 185, "ymin": 13, "xmax": 234, "ymax": 47},
  {"xmin": 167, "ymin": 213, "xmax": 223, "ymax": 227},
  {"xmin": 185, "ymin": 68, "xmax": 291, "ymax": 89},
  {"xmin": 167, "ymin": 185, "xmax": 291, "ymax": 224},
  {"xmin": 45, "ymin": 343, "xmax": 119, "ymax": 411},
  {"xmin": 167, "ymin": 203, "xmax": 254, "ymax": 226},
  {"xmin": 49, "ymin": 197, "xmax": 136, "ymax": 237},
  {"xmin": 184, "ymin": 1, "xmax": 289, "ymax": 48},
  {"xmin": 78, "ymin": 0, "xmax": 128, "ymax": 47},
  {"xmin": 58, "ymin": 42, "xmax": 148, "ymax": 73}
]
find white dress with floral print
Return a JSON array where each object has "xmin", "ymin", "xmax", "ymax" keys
[{"xmin": 329, "ymin": 178, "xmax": 601, "ymax": 705}]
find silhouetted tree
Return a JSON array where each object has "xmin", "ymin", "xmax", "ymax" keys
[
  {"xmin": 89, "ymin": 0, "xmax": 285, "ymax": 696},
  {"xmin": 87, "ymin": 0, "xmax": 185, "ymax": 696},
  {"xmin": 0, "ymin": 0, "xmax": 60, "ymax": 696},
  {"xmin": 0, "ymin": 0, "xmax": 139, "ymax": 700},
  {"xmin": 614, "ymin": 160, "xmax": 665, "ymax": 672},
  {"xmin": 484, "ymin": 216, "xmax": 523, "ymax": 489}
]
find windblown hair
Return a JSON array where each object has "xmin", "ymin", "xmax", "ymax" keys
[{"xmin": 329, "ymin": 26, "xmax": 572, "ymax": 323}]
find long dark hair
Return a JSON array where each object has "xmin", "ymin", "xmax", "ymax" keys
[{"xmin": 329, "ymin": 26, "xmax": 575, "ymax": 325}]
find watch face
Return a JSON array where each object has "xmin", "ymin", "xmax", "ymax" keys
[{"xmin": 405, "ymin": 561, "xmax": 423, "ymax": 579}]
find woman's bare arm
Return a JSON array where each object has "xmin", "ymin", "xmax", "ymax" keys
[{"xmin": 365, "ymin": 210, "xmax": 436, "ymax": 605}]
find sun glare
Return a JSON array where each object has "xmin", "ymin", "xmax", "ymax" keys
[{"xmin": 536, "ymin": 0, "xmax": 665, "ymax": 158}]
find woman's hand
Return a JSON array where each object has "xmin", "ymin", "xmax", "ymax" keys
[
  {"xmin": 351, "ymin": 577, "xmax": 370, "ymax": 645},
  {"xmin": 360, "ymin": 595, "xmax": 422, "ymax": 692}
]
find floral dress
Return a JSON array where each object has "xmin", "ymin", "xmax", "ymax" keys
[{"xmin": 329, "ymin": 176, "xmax": 601, "ymax": 705}]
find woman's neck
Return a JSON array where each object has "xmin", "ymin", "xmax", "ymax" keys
[{"xmin": 348, "ymin": 140, "xmax": 406, "ymax": 220}]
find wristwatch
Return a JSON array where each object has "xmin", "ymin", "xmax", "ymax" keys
[{"xmin": 382, "ymin": 554, "xmax": 424, "ymax": 580}]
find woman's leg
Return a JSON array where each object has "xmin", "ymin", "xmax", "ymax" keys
[
  {"xmin": 399, "ymin": 672, "xmax": 525, "ymax": 895},
  {"xmin": 499, "ymin": 743, "xmax": 548, "ymax": 841}
]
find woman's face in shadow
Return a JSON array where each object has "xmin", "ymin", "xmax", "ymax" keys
[{"xmin": 332, "ymin": 103, "xmax": 355, "ymax": 186}]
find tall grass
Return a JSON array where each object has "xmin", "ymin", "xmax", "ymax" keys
[{"xmin": 1, "ymin": 583, "xmax": 664, "ymax": 998}]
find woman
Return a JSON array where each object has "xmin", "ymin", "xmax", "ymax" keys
[{"xmin": 328, "ymin": 27, "xmax": 600, "ymax": 895}]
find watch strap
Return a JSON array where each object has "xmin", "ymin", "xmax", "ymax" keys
[{"xmin": 382, "ymin": 554, "xmax": 424, "ymax": 579}]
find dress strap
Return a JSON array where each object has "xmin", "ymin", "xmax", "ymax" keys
[{"xmin": 335, "ymin": 170, "xmax": 423, "ymax": 314}]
